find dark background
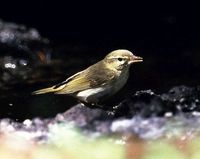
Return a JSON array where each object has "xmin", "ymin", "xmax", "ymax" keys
[
  {"xmin": 1, "ymin": 1, "xmax": 198, "ymax": 46},
  {"xmin": 1, "ymin": 1, "xmax": 199, "ymax": 54},
  {"xmin": 0, "ymin": 1, "xmax": 200, "ymax": 119}
]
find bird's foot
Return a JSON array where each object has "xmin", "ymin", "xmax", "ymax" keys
[
  {"xmin": 106, "ymin": 110, "xmax": 115, "ymax": 116},
  {"xmin": 112, "ymin": 105, "xmax": 120, "ymax": 110},
  {"xmin": 105, "ymin": 105, "xmax": 120, "ymax": 116}
]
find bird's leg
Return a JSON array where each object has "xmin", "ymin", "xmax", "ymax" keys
[
  {"xmin": 91, "ymin": 102, "xmax": 115, "ymax": 116},
  {"xmin": 79, "ymin": 101, "xmax": 116, "ymax": 116},
  {"xmin": 91, "ymin": 103, "xmax": 105, "ymax": 108},
  {"xmin": 93, "ymin": 103, "xmax": 117, "ymax": 116},
  {"xmin": 79, "ymin": 101, "xmax": 104, "ymax": 109}
]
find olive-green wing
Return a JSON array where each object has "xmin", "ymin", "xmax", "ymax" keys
[
  {"xmin": 55, "ymin": 71, "xmax": 91, "ymax": 94},
  {"xmin": 53, "ymin": 70, "xmax": 84, "ymax": 89},
  {"xmin": 56, "ymin": 62, "xmax": 116, "ymax": 94},
  {"xmin": 32, "ymin": 71, "xmax": 84, "ymax": 95}
]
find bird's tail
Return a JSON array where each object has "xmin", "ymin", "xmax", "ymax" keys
[
  {"xmin": 32, "ymin": 86, "xmax": 55, "ymax": 95},
  {"xmin": 32, "ymin": 84, "xmax": 66, "ymax": 95}
]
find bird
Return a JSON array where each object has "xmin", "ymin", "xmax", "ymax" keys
[{"xmin": 32, "ymin": 49, "xmax": 143, "ymax": 105}]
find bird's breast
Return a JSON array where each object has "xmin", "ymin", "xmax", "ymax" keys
[{"xmin": 112, "ymin": 69, "xmax": 129, "ymax": 93}]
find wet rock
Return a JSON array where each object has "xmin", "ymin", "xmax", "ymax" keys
[
  {"xmin": 115, "ymin": 86, "xmax": 200, "ymax": 118},
  {"xmin": 0, "ymin": 19, "xmax": 52, "ymax": 88},
  {"xmin": 1, "ymin": 85, "xmax": 200, "ymax": 142},
  {"xmin": 55, "ymin": 104, "xmax": 114, "ymax": 133},
  {"xmin": 111, "ymin": 114, "xmax": 200, "ymax": 139},
  {"xmin": 113, "ymin": 90, "xmax": 174, "ymax": 118},
  {"xmin": 53, "ymin": 86, "xmax": 200, "ymax": 137},
  {"xmin": 111, "ymin": 116, "xmax": 166, "ymax": 139},
  {"xmin": 161, "ymin": 85, "xmax": 200, "ymax": 112},
  {"xmin": 0, "ymin": 19, "xmax": 48, "ymax": 48}
]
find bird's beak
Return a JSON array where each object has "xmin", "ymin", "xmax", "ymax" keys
[{"xmin": 128, "ymin": 55, "xmax": 143, "ymax": 64}]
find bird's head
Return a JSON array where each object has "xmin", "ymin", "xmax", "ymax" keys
[{"xmin": 104, "ymin": 49, "xmax": 143, "ymax": 71}]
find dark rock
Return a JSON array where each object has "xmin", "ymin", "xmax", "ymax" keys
[
  {"xmin": 1, "ymin": 86, "xmax": 200, "ymax": 142},
  {"xmin": 0, "ymin": 19, "xmax": 52, "ymax": 88},
  {"xmin": 114, "ymin": 86, "xmax": 200, "ymax": 118},
  {"xmin": 53, "ymin": 85, "xmax": 200, "ymax": 137},
  {"xmin": 114, "ymin": 90, "xmax": 175, "ymax": 118},
  {"xmin": 0, "ymin": 19, "xmax": 49, "ymax": 49},
  {"xmin": 161, "ymin": 85, "xmax": 200, "ymax": 112},
  {"xmin": 57, "ymin": 104, "xmax": 114, "ymax": 133}
]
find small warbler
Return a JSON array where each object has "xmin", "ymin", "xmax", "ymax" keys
[{"xmin": 33, "ymin": 49, "xmax": 143, "ymax": 105}]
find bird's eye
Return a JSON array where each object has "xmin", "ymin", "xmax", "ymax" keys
[{"xmin": 117, "ymin": 58, "xmax": 123, "ymax": 61}]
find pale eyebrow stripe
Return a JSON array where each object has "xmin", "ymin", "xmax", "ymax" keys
[{"xmin": 107, "ymin": 56, "xmax": 128, "ymax": 59}]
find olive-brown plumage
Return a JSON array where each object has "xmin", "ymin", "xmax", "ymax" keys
[{"xmin": 33, "ymin": 49, "xmax": 143, "ymax": 104}]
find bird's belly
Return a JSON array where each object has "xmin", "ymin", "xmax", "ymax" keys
[{"xmin": 76, "ymin": 86, "xmax": 111, "ymax": 103}]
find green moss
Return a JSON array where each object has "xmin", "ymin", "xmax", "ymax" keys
[
  {"xmin": 48, "ymin": 123, "xmax": 125, "ymax": 159},
  {"xmin": 143, "ymin": 141, "xmax": 186, "ymax": 159},
  {"xmin": 188, "ymin": 137, "xmax": 200, "ymax": 159}
]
